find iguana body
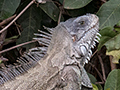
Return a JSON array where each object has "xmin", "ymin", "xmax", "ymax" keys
[{"xmin": 0, "ymin": 14, "xmax": 99, "ymax": 90}]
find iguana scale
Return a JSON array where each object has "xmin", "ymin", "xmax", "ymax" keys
[{"xmin": 0, "ymin": 14, "xmax": 100, "ymax": 90}]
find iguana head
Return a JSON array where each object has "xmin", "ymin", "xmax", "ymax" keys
[{"xmin": 63, "ymin": 14, "xmax": 100, "ymax": 65}]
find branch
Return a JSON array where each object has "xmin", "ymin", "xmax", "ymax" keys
[
  {"xmin": 0, "ymin": 15, "xmax": 16, "ymax": 27},
  {"xmin": 0, "ymin": 0, "xmax": 36, "ymax": 33},
  {"xmin": 98, "ymin": 55, "xmax": 106, "ymax": 81},
  {"xmin": 89, "ymin": 62, "xmax": 105, "ymax": 83},
  {"xmin": 0, "ymin": 40, "xmax": 37, "ymax": 54}
]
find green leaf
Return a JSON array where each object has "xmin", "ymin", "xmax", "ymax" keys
[
  {"xmin": 106, "ymin": 50, "xmax": 120, "ymax": 63},
  {"xmin": 104, "ymin": 69, "xmax": 120, "ymax": 90},
  {"xmin": 58, "ymin": 0, "xmax": 64, "ymax": 4},
  {"xmin": 88, "ymin": 73, "xmax": 103, "ymax": 90},
  {"xmin": 64, "ymin": 0, "xmax": 92, "ymax": 9},
  {"xmin": 0, "ymin": 0, "xmax": 20, "ymax": 19},
  {"xmin": 104, "ymin": 34, "xmax": 120, "ymax": 51},
  {"xmin": 87, "ymin": 73, "xmax": 97, "ymax": 84},
  {"xmin": 17, "ymin": 4, "xmax": 42, "ymax": 50},
  {"xmin": 98, "ymin": 27, "xmax": 119, "ymax": 51},
  {"xmin": 39, "ymin": 1, "xmax": 60, "ymax": 21},
  {"xmin": 97, "ymin": 0, "xmax": 120, "ymax": 29},
  {"xmin": 67, "ymin": 1, "xmax": 96, "ymax": 17},
  {"xmin": 96, "ymin": 84, "xmax": 103, "ymax": 90},
  {"xmin": 92, "ymin": 84, "xmax": 98, "ymax": 90},
  {"xmin": 98, "ymin": 27, "xmax": 120, "ymax": 61}
]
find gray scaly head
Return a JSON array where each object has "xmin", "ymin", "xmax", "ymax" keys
[
  {"xmin": 62, "ymin": 14, "xmax": 100, "ymax": 88},
  {"xmin": 63, "ymin": 14, "xmax": 100, "ymax": 66}
]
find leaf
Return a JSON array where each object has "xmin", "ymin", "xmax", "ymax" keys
[
  {"xmin": 97, "ymin": 0, "xmax": 120, "ymax": 29},
  {"xmin": 98, "ymin": 27, "xmax": 120, "ymax": 61},
  {"xmin": 39, "ymin": 1, "xmax": 60, "ymax": 21},
  {"xmin": 104, "ymin": 34, "xmax": 120, "ymax": 51},
  {"xmin": 96, "ymin": 84, "xmax": 103, "ymax": 90},
  {"xmin": 106, "ymin": 50, "xmax": 120, "ymax": 63},
  {"xmin": 98, "ymin": 27, "xmax": 119, "ymax": 51},
  {"xmin": 0, "ymin": 0, "xmax": 20, "ymax": 19},
  {"xmin": 58, "ymin": 0, "xmax": 64, "ymax": 4},
  {"xmin": 106, "ymin": 88, "xmax": 110, "ymax": 90},
  {"xmin": 64, "ymin": 0, "xmax": 92, "ymax": 9},
  {"xmin": 87, "ymin": 73, "xmax": 97, "ymax": 84},
  {"xmin": 92, "ymin": 84, "xmax": 98, "ymax": 90},
  {"xmin": 17, "ymin": 4, "xmax": 42, "ymax": 50},
  {"xmin": 104, "ymin": 69, "xmax": 120, "ymax": 90},
  {"xmin": 88, "ymin": 73, "xmax": 103, "ymax": 90},
  {"xmin": 67, "ymin": 1, "xmax": 96, "ymax": 17}
]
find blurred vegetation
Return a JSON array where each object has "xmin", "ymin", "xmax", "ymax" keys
[{"xmin": 1, "ymin": 0, "xmax": 120, "ymax": 89}]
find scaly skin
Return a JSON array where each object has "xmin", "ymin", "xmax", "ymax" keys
[{"xmin": 0, "ymin": 14, "xmax": 99, "ymax": 90}]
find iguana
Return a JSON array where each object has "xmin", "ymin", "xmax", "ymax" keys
[{"xmin": 0, "ymin": 14, "xmax": 100, "ymax": 90}]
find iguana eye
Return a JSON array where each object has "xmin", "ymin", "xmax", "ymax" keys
[{"xmin": 78, "ymin": 21, "xmax": 85, "ymax": 25}]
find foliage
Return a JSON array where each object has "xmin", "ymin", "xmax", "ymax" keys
[
  {"xmin": 106, "ymin": 50, "xmax": 120, "ymax": 63},
  {"xmin": 98, "ymin": 27, "xmax": 119, "ymax": 51},
  {"xmin": 64, "ymin": 0, "xmax": 92, "ymax": 9},
  {"xmin": 17, "ymin": 4, "xmax": 42, "ymax": 50},
  {"xmin": 104, "ymin": 69, "xmax": 120, "ymax": 90},
  {"xmin": 97, "ymin": 0, "xmax": 120, "ymax": 52},
  {"xmin": 0, "ymin": 0, "xmax": 20, "ymax": 19},
  {"xmin": 97, "ymin": 0, "xmax": 120, "ymax": 30},
  {"xmin": 0, "ymin": 0, "xmax": 120, "ymax": 89},
  {"xmin": 39, "ymin": 1, "xmax": 60, "ymax": 21}
]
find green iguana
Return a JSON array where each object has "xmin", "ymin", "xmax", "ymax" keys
[{"xmin": 0, "ymin": 14, "xmax": 100, "ymax": 90}]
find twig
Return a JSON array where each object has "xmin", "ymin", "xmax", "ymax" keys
[
  {"xmin": 14, "ymin": 22, "xmax": 21, "ymax": 35},
  {"xmin": 0, "ymin": 30, "xmax": 7, "ymax": 45},
  {"xmin": 0, "ymin": 0, "xmax": 36, "ymax": 33},
  {"xmin": 89, "ymin": 62, "xmax": 105, "ymax": 83},
  {"xmin": 109, "ymin": 55, "xmax": 116, "ymax": 70},
  {"xmin": 114, "ymin": 25, "xmax": 120, "ymax": 28},
  {"xmin": 3, "ymin": 39, "xmax": 16, "ymax": 46},
  {"xmin": 0, "ymin": 15, "xmax": 16, "ymax": 27},
  {"xmin": 0, "ymin": 30, "xmax": 7, "ymax": 55},
  {"xmin": 98, "ymin": 55, "xmax": 106, "ymax": 81},
  {"xmin": 101, "ymin": 0, "xmax": 106, "ymax": 3},
  {"xmin": 58, "ymin": 9, "xmax": 62, "ymax": 24},
  {"xmin": 58, "ymin": 0, "xmax": 65, "ymax": 24},
  {"xmin": 91, "ymin": 49, "xmax": 98, "ymax": 58},
  {"xmin": 0, "ymin": 40, "xmax": 37, "ymax": 54},
  {"xmin": 95, "ymin": 82, "xmax": 105, "ymax": 84}
]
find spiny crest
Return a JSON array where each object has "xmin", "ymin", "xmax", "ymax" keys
[
  {"xmin": 0, "ymin": 27, "xmax": 53, "ymax": 85},
  {"xmin": 33, "ymin": 28, "xmax": 53, "ymax": 46},
  {"xmin": 82, "ymin": 31, "xmax": 101, "ymax": 65}
]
